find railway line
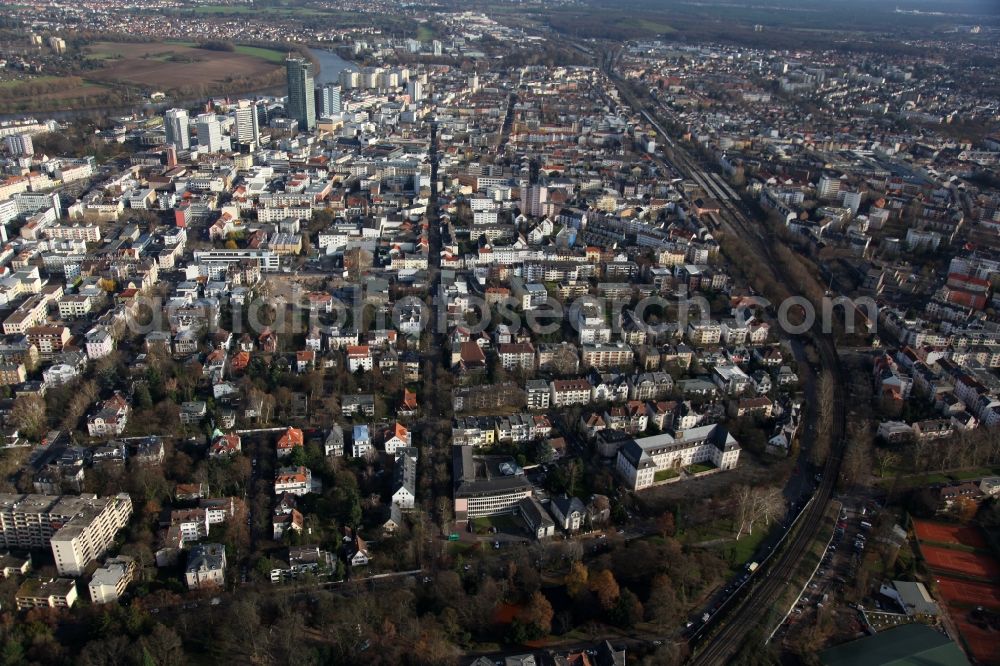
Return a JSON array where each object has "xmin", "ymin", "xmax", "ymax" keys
[{"xmin": 603, "ymin": 50, "xmax": 848, "ymax": 664}]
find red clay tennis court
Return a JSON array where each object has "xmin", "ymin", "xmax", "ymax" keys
[
  {"xmin": 937, "ymin": 578, "xmax": 1000, "ymax": 610},
  {"xmin": 922, "ymin": 545, "xmax": 1000, "ymax": 580},
  {"xmin": 949, "ymin": 606, "xmax": 1000, "ymax": 665},
  {"xmin": 913, "ymin": 520, "xmax": 989, "ymax": 549}
]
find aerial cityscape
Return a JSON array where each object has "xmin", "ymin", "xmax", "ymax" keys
[{"xmin": 0, "ymin": 0, "xmax": 998, "ymax": 664}]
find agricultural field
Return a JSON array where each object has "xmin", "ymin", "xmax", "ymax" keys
[
  {"xmin": 83, "ymin": 41, "xmax": 285, "ymax": 91},
  {"xmin": 0, "ymin": 40, "xmax": 288, "ymax": 114}
]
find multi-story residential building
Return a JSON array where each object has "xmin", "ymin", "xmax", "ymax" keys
[
  {"xmin": 269, "ymin": 544, "xmax": 335, "ymax": 583},
  {"xmin": 453, "ymin": 446, "xmax": 534, "ymax": 521},
  {"xmin": 551, "ymin": 378, "xmax": 593, "ymax": 407},
  {"xmin": 627, "ymin": 372, "xmax": 674, "ymax": 401},
  {"xmin": 392, "ymin": 453, "xmax": 416, "ymax": 509},
  {"xmin": 26, "ymin": 326, "xmax": 70, "ymax": 359},
  {"xmin": 16, "ymin": 578, "xmax": 78, "ymax": 610},
  {"xmin": 3, "ymin": 294, "xmax": 48, "ymax": 335},
  {"xmin": 352, "ymin": 424, "xmax": 372, "ymax": 458},
  {"xmin": 615, "ymin": 425, "xmax": 741, "ymax": 491},
  {"xmin": 88, "ymin": 555, "xmax": 137, "ymax": 604},
  {"xmin": 347, "ymin": 345, "xmax": 373, "ymax": 372},
  {"xmin": 0, "ymin": 362, "xmax": 26, "ymax": 386},
  {"xmin": 185, "ymin": 543, "xmax": 226, "ymax": 590},
  {"xmin": 581, "ymin": 343, "xmax": 634, "ymax": 370},
  {"xmin": 525, "ymin": 379, "xmax": 551, "ymax": 410},
  {"xmin": 274, "ymin": 466, "xmax": 312, "ymax": 496},
  {"xmin": 0, "ymin": 493, "xmax": 133, "ymax": 576},
  {"xmin": 498, "ymin": 343, "xmax": 535, "ymax": 372},
  {"xmin": 87, "ymin": 392, "xmax": 131, "ymax": 437},
  {"xmin": 169, "ymin": 508, "xmax": 210, "ymax": 543},
  {"xmin": 687, "ymin": 321, "xmax": 722, "ymax": 345},
  {"xmin": 712, "ymin": 364, "xmax": 753, "ymax": 395},
  {"xmin": 452, "ymin": 417, "xmax": 496, "ymax": 448},
  {"xmin": 341, "ymin": 394, "xmax": 375, "ymax": 417},
  {"xmin": 43, "ymin": 223, "xmax": 102, "ymax": 242},
  {"xmin": 276, "ymin": 427, "xmax": 304, "ymax": 457},
  {"xmin": 83, "ymin": 326, "xmax": 112, "ymax": 360},
  {"xmin": 537, "ymin": 342, "xmax": 580, "ymax": 373},
  {"xmin": 57, "ymin": 294, "xmax": 92, "ymax": 319}
]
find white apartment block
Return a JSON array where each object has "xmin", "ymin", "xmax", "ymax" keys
[
  {"xmin": 43, "ymin": 224, "xmax": 101, "ymax": 242},
  {"xmin": 88, "ymin": 555, "xmax": 137, "ymax": 604},
  {"xmin": 581, "ymin": 343, "xmax": 634, "ymax": 370},
  {"xmin": 550, "ymin": 379, "xmax": 593, "ymax": 407},
  {"xmin": 58, "ymin": 294, "xmax": 92, "ymax": 319},
  {"xmin": 16, "ymin": 578, "xmax": 78, "ymax": 610},
  {"xmin": 0, "ymin": 493, "xmax": 133, "ymax": 576}
]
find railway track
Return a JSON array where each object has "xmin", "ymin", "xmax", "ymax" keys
[{"xmin": 603, "ymin": 52, "xmax": 849, "ymax": 664}]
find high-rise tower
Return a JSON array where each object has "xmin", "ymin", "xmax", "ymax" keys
[{"xmin": 286, "ymin": 57, "xmax": 316, "ymax": 132}]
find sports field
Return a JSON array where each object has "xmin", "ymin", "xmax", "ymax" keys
[
  {"xmin": 936, "ymin": 578, "xmax": 1000, "ymax": 610},
  {"xmin": 912, "ymin": 520, "xmax": 989, "ymax": 549},
  {"xmin": 950, "ymin": 608, "xmax": 1000, "ymax": 665},
  {"xmin": 921, "ymin": 545, "xmax": 1000, "ymax": 580}
]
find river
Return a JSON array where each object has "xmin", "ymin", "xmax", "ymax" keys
[
  {"xmin": 311, "ymin": 48, "xmax": 359, "ymax": 86},
  {"xmin": 0, "ymin": 48, "xmax": 357, "ymax": 123}
]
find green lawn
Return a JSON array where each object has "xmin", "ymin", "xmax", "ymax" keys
[
  {"xmin": 0, "ymin": 76, "xmax": 61, "ymax": 88},
  {"xmin": 192, "ymin": 4, "xmax": 326, "ymax": 16},
  {"xmin": 686, "ymin": 462, "xmax": 716, "ymax": 474},
  {"xmin": 632, "ymin": 18, "xmax": 677, "ymax": 34},
  {"xmin": 234, "ymin": 44, "xmax": 288, "ymax": 64},
  {"xmin": 448, "ymin": 541, "xmax": 475, "ymax": 556},
  {"xmin": 654, "ymin": 469, "xmax": 679, "ymax": 482},
  {"xmin": 728, "ymin": 527, "xmax": 769, "ymax": 566},
  {"xmin": 416, "ymin": 25, "xmax": 435, "ymax": 42}
]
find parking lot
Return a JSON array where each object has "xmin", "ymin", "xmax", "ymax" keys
[{"xmin": 780, "ymin": 503, "xmax": 878, "ymax": 638}]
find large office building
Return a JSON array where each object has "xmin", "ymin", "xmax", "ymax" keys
[
  {"xmin": 0, "ymin": 493, "xmax": 133, "ymax": 575},
  {"xmin": 164, "ymin": 108, "xmax": 190, "ymax": 150},
  {"xmin": 453, "ymin": 446, "xmax": 533, "ymax": 521},
  {"xmin": 316, "ymin": 83, "xmax": 341, "ymax": 117},
  {"xmin": 195, "ymin": 113, "xmax": 225, "ymax": 153},
  {"xmin": 231, "ymin": 100, "xmax": 260, "ymax": 148},
  {"xmin": 286, "ymin": 57, "xmax": 316, "ymax": 132},
  {"xmin": 615, "ymin": 424, "xmax": 741, "ymax": 491}
]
